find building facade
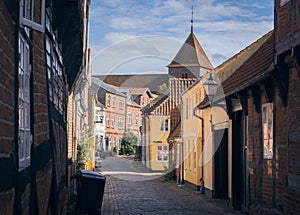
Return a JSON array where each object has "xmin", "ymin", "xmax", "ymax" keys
[
  {"xmin": 142, "ymin": 94, "xmax": 170, "ymax": 171},
  {"xmin": 0, "ymin": 0, "xmax": 87, "ymax": 214}
]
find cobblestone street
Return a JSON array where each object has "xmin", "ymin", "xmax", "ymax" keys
[{"xmin": 100, "ymin": 156, "xmax": 243, "ymax": 215}]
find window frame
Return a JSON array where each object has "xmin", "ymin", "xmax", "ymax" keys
[
  {"xmin": 128, "ymin": 112, "xmax": 132, "ymax": 126},
  {"xmin": 20, "ymin": 0, "xmax": 45, "ymax": 33},
  {"xmin": 111, "ymin": 115, "xmax": 115, "ymax": 128},
  {"xmin": 157, "ymin": 145, "xmax": 169, "ymax": 162},
  {"xmin": 119, "ymin": 98, "xmax": 124, "ymax": 109},
  {"xmin": 160, "ymin": 118, "xmax": 169, "ymax": 132},
  {"xmin": 106, "ymin": 115, "xmax": 110, "ymax": 128},
  {"xmin": 262, "ymin": 103, "xmax": 273, "ymax": 160},
  {"xmin": 135, "ymin": 113, "xmax": 139, "ymax": 126},
  {"xmin": 18, "ymin": 33, "xmax": 32, "ymax": 170},
  {"xmin": 118, "ymin": 116, "xmax": 124, "ymax": 130}
]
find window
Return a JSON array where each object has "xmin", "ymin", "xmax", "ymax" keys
[
  {"xmin": 18, "ymin": 34, "xmax": 32, "ymax": 170},
  {"xmin": 160, "ymin": 119, "xmax": 169, "ymax": 132},
  {"xmin": 118, "ymin": 139, "xmax": 122, "ymax": 150},
  {"xmin": 280, "ymin": 0, "xmax": 290, "ymax": 6},
  {"xmin": 142, "ymin": 97, "xmax": 144, "ymax": 107},
  {"xmin": 128, "ymin": 112, "xmax": 132, "ymax": 125},
  {"xmin": 185, "ymin": 99, "xmax": 188, "ymax": 119},
  {"xmin": 190, "ymin": 96, "xmax": 194, "ymax": 118},
  {"xmin": 45, "ymin": 11, "xmax": 65, "ymax": 118},
  {"xmin": 111, "ymin": 115, "xmax": 115, "ymax": 128},
  {"xmin": 20, "ymin": 0, "xmax": 45, "ymax": 32},
  {"xmin": 262, "ymin": 103, "xmax": 273, "ymax": 159},
  {"xmin": 118, "ymin": 116, "xmax": 124, "ymax": 130},
  {"xmin": 119, "ymin": 98, "xmax": 124, "ymax": 109},
  {"xmin": 107, "ymin": 95, "xmax": 111, "ymax": 106},
  {"xmin": 95, "ymin": 110, "xmax": 103, "ymax": 123},
  {"xmin": 106, "ymin": 115, "xmax": 110, "ymax": 127},
  {"xmin": 135, "ymin": 114, "xmax": 139, "ymax": 126},
  {"xmin": 112, "ymin": 97, "xmax": 115, "ymax": 107},
  {"xmin": 193, "ymin": 140, "xmax": 196, "ymax": 171},
  {"xmin": 157, "ymin": 146, "xmax": 169, "ymax": 161}
]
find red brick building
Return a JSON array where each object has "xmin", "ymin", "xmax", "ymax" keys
[
  {"xmin": 274, "ymin": 0, "xmax": 300, "ymax": 214},
  {"xmin": 215, "ymin": 1, "xmax": 300, "ymax": 212},
  {"xmin": 0, "ymin": 0, "xmax": 87, "ymax": 214},
  {"xmin": 93, "ymin": 78, "xmax": 127, "ymax": 153}
]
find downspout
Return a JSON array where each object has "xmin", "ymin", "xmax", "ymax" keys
[
  {"xmin": 180, "ymin": 97, "xmax": 183, "ymax": 184},
  {"xmin": 193, "ymin": 106, "xmax": 204, "ymax": 194}
]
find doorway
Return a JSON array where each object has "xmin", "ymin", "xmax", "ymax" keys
[
  {"xmin": 232, "ymin": 111, "xmax": 248, "ymax": 211},
  {"xmin": 214, "ymin": 128, "xmax": 228, "ymax": 199}
]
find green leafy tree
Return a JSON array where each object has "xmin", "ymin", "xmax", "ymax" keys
[
  {"xmin": 121, "ymin": 132, "xmax": 138, "ymax": 155},
  {"xmin": 157, "ymin": 83, "xmax": 168, "ymax": 95}
]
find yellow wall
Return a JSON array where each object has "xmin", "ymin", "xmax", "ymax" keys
[
  {"xmin": 145, "ymin": 115, "xmax": 170, "ymax": 171},
  {"xmin": 181, "ymin": 82, "xmax": 205, "ymax": 187}
]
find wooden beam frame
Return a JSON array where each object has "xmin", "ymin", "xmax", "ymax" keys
[
  {"xmin": 250, "ymin": 86, "xmax": 261, "ymax": 113},
  {"xmin": 238, "ymin": 90, "xmax": 248, "ymax": 116},
  {"xmin": 262, "ymin": 79, "xmax": 274, "ymax": 103}
]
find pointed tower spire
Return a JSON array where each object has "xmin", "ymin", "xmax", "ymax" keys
[{"xmin": 191, "ymin": 5, "xmax": 194, "ymax": 33}]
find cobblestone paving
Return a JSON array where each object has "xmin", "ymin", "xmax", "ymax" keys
[{"xmin": 100, "ymin": 157, "xmax": 244, "ymax": 215}]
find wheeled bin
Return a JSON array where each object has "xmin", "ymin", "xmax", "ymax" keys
[{"xmin": 76, "ymin": 170, "xmax": 106, "ymax": 215}]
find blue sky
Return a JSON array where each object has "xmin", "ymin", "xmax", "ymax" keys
[{"xmin": 89, "ymin": 0, "xmax": 274, "ymax": 75}]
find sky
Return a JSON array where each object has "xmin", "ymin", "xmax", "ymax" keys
[{"xmin": 89, "ymin": 0, "xmax": 274, "ymax": 76}]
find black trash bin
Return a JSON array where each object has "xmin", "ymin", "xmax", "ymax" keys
[{"xmin": 76, "ymin": 170, "xmax": 106, "ymax": 215}]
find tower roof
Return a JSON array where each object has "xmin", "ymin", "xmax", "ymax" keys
[{"xmin": 168, "ymin": 32, "xmax": 213, "ymax": 69}]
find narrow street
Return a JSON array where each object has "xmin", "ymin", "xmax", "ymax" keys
[{"xmin": 99, "ymin": 156, "xmax": 243, "ymax": 215}]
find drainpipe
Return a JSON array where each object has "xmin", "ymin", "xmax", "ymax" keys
[
  {"xmin": 180, "ymin": 98, "xmax": 184, "ymax": 184},
  {"xmin": 193, "ymin": 106, "xmax": 204, "ymax": 193}
]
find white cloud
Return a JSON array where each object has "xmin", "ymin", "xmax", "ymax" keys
[{"xmin": 89, "ymin": 0, "xmax": 274, "ymax": 74}]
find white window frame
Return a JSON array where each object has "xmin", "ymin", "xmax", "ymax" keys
[
  {"xmin": 18, "ymin": 34, "xmax": 32, "ymax": 170},
  {"xmin": 118, "ymin": 116, "xmax": 124, "ymax": 130},
  {"xmin": 119, "ymin": 98, "xmax": 124, "ymax": 109},
  {"xmin": 107, "ymin": 95, "xmax": 111, "ymax": 106},
  {"xmin": 135, "ymin": 113, "xmax": 139, "ymax": 126},
  {"xmin": 106, "ymin": 115, "xmax": 110, "ymax": 128},
  {"xmin": 262, "ymin": 103, "xmax": 273, "ymax": 159},
  {"xmin": 157, "ymin": 145, "xmax": 169, "ymax": 162},
  {"xmin": 112, "ymin": 97, "xmax": 115, "ymax": 107},
  {"xmin": 128, "ymin": 112, "xmax": 132, "ymax": 126},
  {"xmin": 111, "ymin": 115, "xmax": 115, "ymax": 128},
  {"xmin": 20, "ymin": 0, "xmax": 45, "ymax": 33}
]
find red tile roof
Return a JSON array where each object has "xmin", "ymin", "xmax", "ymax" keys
[
  {"xmin": 221, "ymin": 30, "xmax": 275, "ymax": 96},
  {"xmin": 168, "ymin": 120, "xmax": 181, "ymax": 141}
]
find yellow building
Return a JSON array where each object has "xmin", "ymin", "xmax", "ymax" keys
[
  {"xmin": 190, "ymin": 32, "xmax": 273, "ymax": 199},
  {"xmin": 181, "ymin": 81, "xmax": 206, "ymax": 190},
  {"xmin": 142, "ymin": 94, "xmax": 170, "ymax": 171}
]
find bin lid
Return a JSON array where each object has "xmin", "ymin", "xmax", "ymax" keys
[{"xmin": 80, "ymin": 170, "xmax": 106, "ymax": 180}]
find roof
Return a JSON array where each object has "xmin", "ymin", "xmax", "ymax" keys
[
  {"xmin": 126, "ymin": 87, "xmax": 149, "ymax": 95},
  {"xmin": 92, "ymin": 77, "xmax": 126, "ymax": 97},
  {"xmin": 142, "ymin": 93, "xmax": 169, "ymax": 114},
  {"xmin": 168, "ymin": 32, "xmax": 213, "ymax": 70},
  {"xmin": 197, "ymin": 31, "xmax": 275, "ymax": 109},
  {"xmin": 168, "ymin": 120, "xmax": 181, "ymax": 140},
  {"xmin": 221, "ymin": 30, "xmax": 274, "ymax": 96},
  {"xmin": 215, "ymin": 30, "xmax": 275, "ymax": 82},
  {"xmin": 93, "ymin": 74, "xmax": 169, "ymax": 93}
]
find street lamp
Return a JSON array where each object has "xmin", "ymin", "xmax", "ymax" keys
[{"xmin": 203, "ymin": 73, "xmax": 218, "ymax": 102}]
